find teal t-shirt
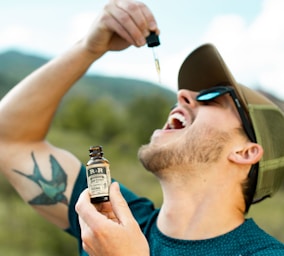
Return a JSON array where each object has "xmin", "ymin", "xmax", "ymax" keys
[{"xmin": 67, "ymin": 165, "xmax": 284, "ymax": 255}]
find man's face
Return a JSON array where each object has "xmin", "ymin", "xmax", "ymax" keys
[{"xmin": 138, "ymin": 89, "xmax": 243, "ymax": 178}]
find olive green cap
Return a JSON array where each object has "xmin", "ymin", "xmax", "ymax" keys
[{"xmin": 178, "ymin": 43, "xmax": 284, "ymax": 202}]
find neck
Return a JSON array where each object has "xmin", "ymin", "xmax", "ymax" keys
[{"xmin": 157, "ymin": 170, "xmax": 245, "ymax": 240}]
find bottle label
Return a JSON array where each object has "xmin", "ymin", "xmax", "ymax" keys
[{"xmin": 86, "ymin": 164, "xmax": 111, "ymax": 199}]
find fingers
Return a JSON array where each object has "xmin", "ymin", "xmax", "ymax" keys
[
  {"xmin": 78, "ymin": 216, "xmax": 95, "ymax": 253},
  {"xmin": 109, "ymin": 182, "xmax": 135, "ymax": 225},
  {"xmin": 76, "ymin": 183, "xmax": 135, "ymax": 227},
  {"xmin": 76, "ymin": 183, "xmax": 149, "ymax": 255},
  {"xmin": 75, "ymin": 189, "xmax": 97, "ymax": 222},
  {"xmin": 105, "ymin": 0, "xmax": 159, "ymax": 46},
  {"xmin": 116, "ymin": 0, "xmax": 158, "ymax": 34},
  {"xmin": 82, "ymin": 0, "xmax": 160, "ymax": 55},
  {"xmin": 75, "ymin": 183, "xmax": 127, "ymax": 227},
  {"xmin": 76, "ymin": 182, "xmax": 140, "ymax": 231}
]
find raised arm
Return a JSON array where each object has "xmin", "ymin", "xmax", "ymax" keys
[{"xmin": 0, "ymin": 0, "xmax": 159, "ymax": 230}]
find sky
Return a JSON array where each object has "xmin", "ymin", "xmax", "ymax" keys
[{"xmin": 1, "ymin": 0, "xmax": 284, "ymax": 98}]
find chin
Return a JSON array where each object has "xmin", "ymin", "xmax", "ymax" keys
[
  {"xmin": 138, "ymin": 143, "xmax": 157, "ymax": 172},
  {"xmin": 138, "ymin": 142, "xmax": 173, "ymax": 175},
  {"xmin": 138, "ymin": 143, "xmax": 150, "ymax": 165}
]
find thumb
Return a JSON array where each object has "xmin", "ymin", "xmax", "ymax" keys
[{"xmin": 109, "ymin": 182, "xmax": 135, "ymax": 224}]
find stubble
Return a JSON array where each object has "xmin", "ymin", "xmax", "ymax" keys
[{"xmin": 138, "ymin": 126, "xmax": 230, "ymax": 178}]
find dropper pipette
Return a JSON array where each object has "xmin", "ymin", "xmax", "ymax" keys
[{"xmin": 146, "ymin": 31, "xmax": 161, "ymax": 83}]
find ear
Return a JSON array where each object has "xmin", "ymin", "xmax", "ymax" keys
[{"xmin": 228, "ymin": 142, "xmax": 263, "ymax": 165}]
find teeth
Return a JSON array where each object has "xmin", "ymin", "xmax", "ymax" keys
[{"xmin": 168, "ymin": 113, "xmax": 187, "ymax": 129}]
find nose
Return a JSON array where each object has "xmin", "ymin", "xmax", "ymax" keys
[{"xmin": 177, "ymin": 89, "xmax": 198, "ymax": 108}]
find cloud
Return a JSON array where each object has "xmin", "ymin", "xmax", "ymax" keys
[
  {"xmin": 0, "ymin": 25, "xmax": 32, "ymax": 49},
  {"xmin": 66, "ymin": 12, "xmax": 98, "ymax": 45},
  {"xmin": 201, "ymin": 0, "xmax": 284, "ymax": 98}
]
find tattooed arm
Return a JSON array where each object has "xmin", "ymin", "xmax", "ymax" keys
[{"xmin": 0, "ymin": 0, "xmax": 158, "ymax": 230}]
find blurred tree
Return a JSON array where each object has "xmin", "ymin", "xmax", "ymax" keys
[
  {"xmin": 88, "ymin": 97, "xmax": 126, "ymax": 142},
  {"xmin": 54, "ymin": 96, "xmax": 93, "ymax": 130},
  {"xmin": 54, "ymin": 96, "xmax": 126, "ymax": 143},
  {"xmin": 126, "ymin": 94, "xmax": 172, "ymax": 146}
]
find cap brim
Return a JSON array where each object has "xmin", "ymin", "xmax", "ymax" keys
[
  {"xmin": 178, "ymin": 44, "xmax": 237, "ymax": 92},
  {"xmin": 178, "ymin": 44, "xmax": 271, "ymax": 113}
]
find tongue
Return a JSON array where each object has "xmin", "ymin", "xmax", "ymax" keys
[{"xmin": 172, "ymin": 118, "xmax": 184, "ymax": 129}]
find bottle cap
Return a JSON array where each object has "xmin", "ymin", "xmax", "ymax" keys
[
  {"xmin": 89, "ymin": 145, "xmax": 103, "ymax": 157},
  {"xmin": 146, "ymin": 31, "xmax": 160, "ymax": 47}
]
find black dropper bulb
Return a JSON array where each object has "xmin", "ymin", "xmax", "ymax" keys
[{"xmin": 146, "ymin": 31, "xmax": 160, "ymax": 47}]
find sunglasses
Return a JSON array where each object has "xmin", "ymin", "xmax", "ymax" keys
[{"xmin": 196, "ymin": 86, "xmax": 256, "ymax": 142}]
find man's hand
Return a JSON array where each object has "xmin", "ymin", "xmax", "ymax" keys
[
  {"xmin": 75, "ymin": 182, "xmax": 150, "ymax": 256},
  {"xmin": 82, "ymin": 0, "xmax": 159, "ymax": 57}
]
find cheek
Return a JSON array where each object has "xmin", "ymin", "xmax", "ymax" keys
[
  {"xmin": 182, "ymin": 124, "xmax": 230, "ymax": 164},
  {"xmin": 198, "ymin": 110, "xmax": 239, "ymax": 132}
]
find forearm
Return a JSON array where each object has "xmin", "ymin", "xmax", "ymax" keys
[{"xmin": 0, "ymin": 41, "xmax": 101, "ymax": 143}]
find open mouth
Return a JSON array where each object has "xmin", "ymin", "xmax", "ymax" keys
[{"xmin": 167, "ymin": 112, "xmax": 187, "ymax": 130}]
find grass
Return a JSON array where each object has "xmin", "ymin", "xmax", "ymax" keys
[{"xmin": 247, "ymin": 190, "xmax": 284, "ymax": 242}]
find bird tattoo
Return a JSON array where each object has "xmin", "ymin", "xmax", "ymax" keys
[{"xmin": 13, "ymin": 152, "xmax": 68, "ymax": 205}]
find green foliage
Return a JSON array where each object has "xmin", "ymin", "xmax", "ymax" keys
[
  {"xmin": 53, "ymin": 93, "xmax": 174, "ymax": 148},
  {"xmin": 247, "ymin": 191, "xmax": 284, "ymax": 241},
  {"xmin": 0, "ymin": 73, "xmax": 18, "ymax": 99},
  {"xmin": 126, "ymin": 94, "xmax": 172, "ymax": 145},
  {"xmin": 85, "ymin": 97, "xmax": 126, "ymax": 142}
]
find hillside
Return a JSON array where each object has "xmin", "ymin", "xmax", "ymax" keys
[{"xmin": 0, "ymin": 50, "xmax": 176, "ymax": 104}]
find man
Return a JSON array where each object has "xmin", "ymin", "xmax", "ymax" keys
[{"xmin": 0, "ymin": 0, "xmax": 283, "ymax": 255}]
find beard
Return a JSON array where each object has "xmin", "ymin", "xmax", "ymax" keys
[{"xmin": 138, "ymin": 125, "xmax": 230, "ymax": 178}]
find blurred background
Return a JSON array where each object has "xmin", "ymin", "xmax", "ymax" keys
[
  {"xmin": 0, "ymin": 0, "xmax": 283, "ymax": 255},
  {"xmin": 1, "ymin": 0, "xmax": 284, "ymax": 96}
]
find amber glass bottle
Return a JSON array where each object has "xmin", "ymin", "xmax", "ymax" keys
[{"xmin": 86, "ymin": 145, "xmax": 111, "ymax": 203}]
